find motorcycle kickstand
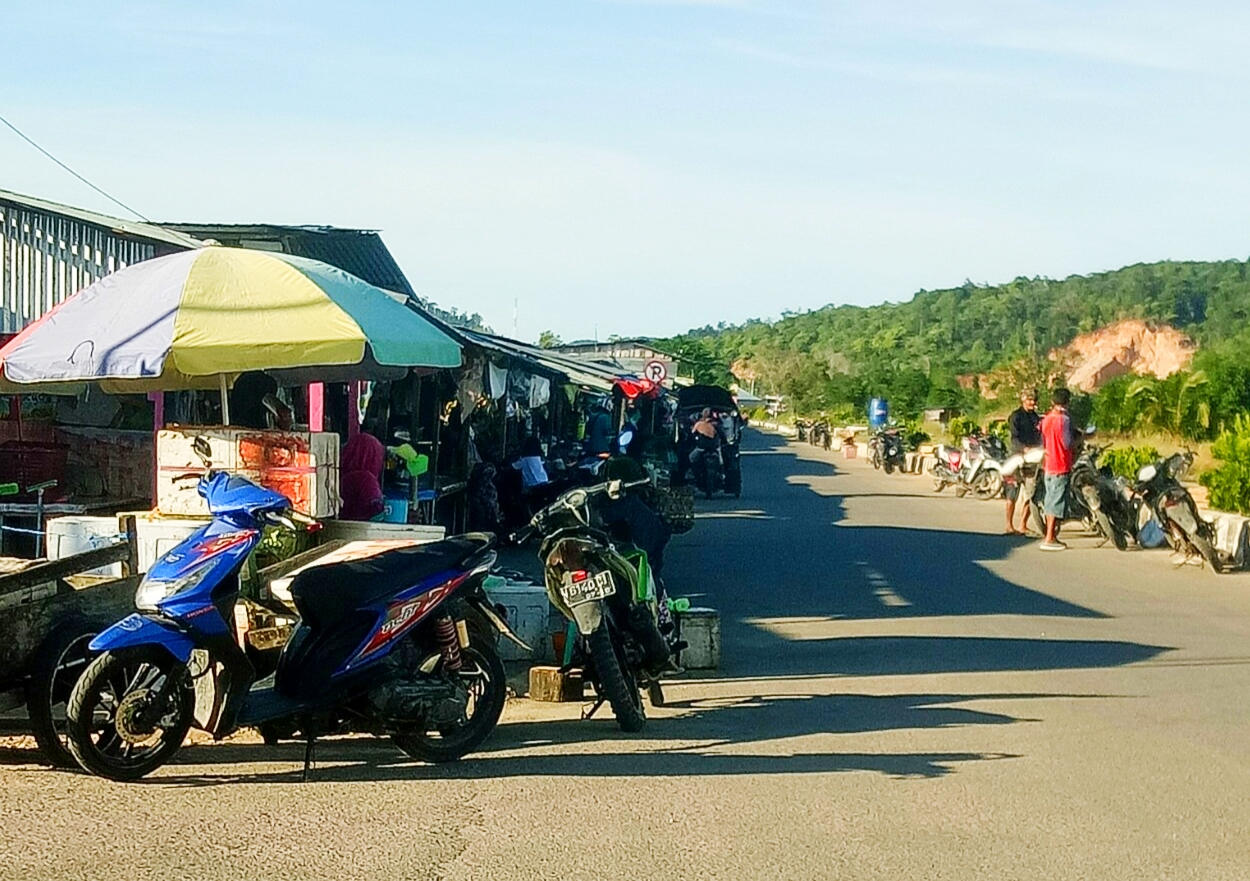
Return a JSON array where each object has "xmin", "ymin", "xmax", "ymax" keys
[
  {"xmin": 301, "ymin": 725, "xmax": 319, "ymax": 782},
  {"xmin": 582, "ymin": 697, "xmax": 606, "ymax": 720}
]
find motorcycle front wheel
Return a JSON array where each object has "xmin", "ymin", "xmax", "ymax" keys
[
  {"xmin": 392, "ymin": 642, "xmax": 508, "ymax": 763},
  {"xmin": 66, "ymin": 647, "xmax": 194, "ymax": 781},
  {"xmin": 1190, "ymin": 533, "xmax": 1224, "ymax": 573},
  {"xmin": 588, "ymin": 624, "xmax": 646, "ymax": 733},
  {"xmin": 1093, "ymin": 509, "xmax": 1128, "ymax": 550},
  {"xmin": 973, "ymin": 471, "xmax": 1003, "ymax": 500},
  {"xmin": 27, "ymin": 626, "xmax": 98, "ymax": 768}
]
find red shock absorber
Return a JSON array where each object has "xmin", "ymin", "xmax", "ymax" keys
[{"xmin": 434, "ymin": 614, "xmax": 463, "ymax": 671}]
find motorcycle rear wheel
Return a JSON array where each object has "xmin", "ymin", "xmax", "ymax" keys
[
  {"xmin": 588, "ymin": 624, "xmax": 646, "ymax": 733},
  {"xmin": 66, "ymin": 647, "xmax": 194, "ymax": 781},
  {"xmin": 392, "ymin": 643, "xmax": 507, "ymax": 763}
]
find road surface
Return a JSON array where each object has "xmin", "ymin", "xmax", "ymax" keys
[{"xmin": 3, "ymin": 429, "xmax": 1250, "ymax": 880}]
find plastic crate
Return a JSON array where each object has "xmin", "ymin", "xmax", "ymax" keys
[{"xmin": 0, "ymin": 441, "xmax": 69, "ymax": 500}]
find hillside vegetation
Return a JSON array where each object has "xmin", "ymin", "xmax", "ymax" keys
[{"xmin": 660, "ymin": 259, "xmax": 1250, "ymax": 432}]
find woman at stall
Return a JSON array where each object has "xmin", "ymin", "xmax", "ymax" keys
[{"xmin": 339, "ymin": 432, "xmax": 386, "ymax": 521}]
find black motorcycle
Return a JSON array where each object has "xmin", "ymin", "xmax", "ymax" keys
[
  {"xmin": 880, "ymin": 428, "xmax": 906, "ymax": 474},
  {"xmin": 1030, "ymin": 444, "xmax": 1135, "ymax": 548},
  {"xmin": 1071, "ymin": 444, "xmax": 1138, "ymax": 550},
  {"xmin": 1135, "ymin": 451, "xmax": 1223, "ymax": 572}
]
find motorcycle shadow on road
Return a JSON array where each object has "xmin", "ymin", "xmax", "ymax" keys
[{"xmin": 141, "ymin": 688, "xmax": 1075, "ymax": 785}]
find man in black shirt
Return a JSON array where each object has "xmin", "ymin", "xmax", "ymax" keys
[{"xmin": 1005, "ymin": 388, "xmax": 1042, "ymax": 534}]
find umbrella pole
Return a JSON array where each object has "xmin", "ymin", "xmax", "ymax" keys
[{"xmin": 220, "ymin": 374, "xmax": 231, "ymax": 425}]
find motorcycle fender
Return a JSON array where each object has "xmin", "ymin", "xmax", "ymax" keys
[
  {"xmin": 1164, "ymin": 498, "xmax": 1198, "ymax": 533},
  {"xmin": 570, "ymin": 599, "xmax": 604, "ymax": 637},
  {"xmin": 468, "ymin": 596, "xmax": 533, "ymax": 652},
  {"xmin": 89, "ymin": 613, "xmax": 196, "ymax": 662}
]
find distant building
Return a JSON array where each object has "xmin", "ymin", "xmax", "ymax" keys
[{"xmin": 553, "ymin": 338, "xmax": 681, "ymax": 384}]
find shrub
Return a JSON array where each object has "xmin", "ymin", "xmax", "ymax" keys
[
  {"xmin": 1100, "ymin": 445, "xmax": 1161, "ymax": 480},
  {"xmin": 1200, "ymin": 414, "xmax": 1250, "ymax": 515},
  {"xmin": 947, "ymin": 415, "xmax": 979, "ymax": 440}
]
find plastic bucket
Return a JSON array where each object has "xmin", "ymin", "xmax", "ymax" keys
[{"xmin": 382, "ymin": 497, "xmax": 409, "ymax": 523}]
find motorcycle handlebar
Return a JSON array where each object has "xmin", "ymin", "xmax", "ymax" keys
[{"xmin": 511, "ymin": 524, "xmax": 537, "ymax": 545}]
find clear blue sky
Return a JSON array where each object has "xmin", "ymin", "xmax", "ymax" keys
[{"xmin": 4, "ymin": 2, "xmax": 1248, "ymax": 343}]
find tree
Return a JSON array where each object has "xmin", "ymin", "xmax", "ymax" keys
[{"xmin": 537, "ymin": 330, "xmax": 563, "ymax": 349}]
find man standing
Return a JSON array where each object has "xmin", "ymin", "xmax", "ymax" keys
[
  {"xmin": 1004, "ymin": 389, "xmax": 1042, "ymax": 534},
  {"xmin": 1040, "ymin": 387, "xmax": 1074, "ymax": 551}
]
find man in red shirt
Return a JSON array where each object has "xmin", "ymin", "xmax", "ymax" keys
[{"xmin": 1039, "ymin": 387, "xmax": 1074, "ymax": 550}]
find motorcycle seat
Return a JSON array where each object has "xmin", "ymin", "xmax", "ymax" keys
[{"xmin": 288, "ymin": 533, "xmax": 495, "ymax": 628}]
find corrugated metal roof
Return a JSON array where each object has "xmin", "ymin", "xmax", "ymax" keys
[
  {"xmin": 0, "ymin": 188, "xmax": 203, "ymax": 249},
  {"xmin": 465, "ymin": 332, "xmax": 630, "ymax": 392},
  {"xmin": 161, "ymin": 224, "xmax": 415, "ymax": 296}
]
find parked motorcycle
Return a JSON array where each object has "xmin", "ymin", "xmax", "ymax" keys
[
  {"xmin": 1072, "ymin": 444, "xmax": 1138, "ymax": 551},
  {"xmin": 1025, "ymin": 443, "xmax": 1136, "ymax": 550},
  {"xmin": 515, "ymin": 477, "xmax": 672, "ymax": 732},
  {"xmin": 1135, "ymin": 451, "xmax": 1224, "ymax": 572},
  {"xmin": 65, "ymin": 437, "xmax": 519, "ymax": 781},
  {"xmin": 932, "ymin": 432, "xmax": 1004, "ymax": 499},
  {"xmin": 879, "ymin": 428, "xmax": 907, "ymax": 474},
  {"xmin": 930, "ymin": 443, "xmax": 963, "ymax": 492},
  {"xmin": 960, "ymin": 432, "xmax": 1007, "ymax": 499}
]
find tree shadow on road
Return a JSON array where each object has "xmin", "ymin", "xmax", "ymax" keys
[{"xmin": 667, "ymin": 429, "xmax": 1174, "ymax": 680}]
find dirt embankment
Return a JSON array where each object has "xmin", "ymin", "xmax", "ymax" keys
[{"xmin": 1053, "ymin": 319, "xmax": 1196, "ymax": 393}]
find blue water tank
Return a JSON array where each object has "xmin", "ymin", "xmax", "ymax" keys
[{"xmin": 868, "ymin": 398, "xmax": 889, "ymax": 429}]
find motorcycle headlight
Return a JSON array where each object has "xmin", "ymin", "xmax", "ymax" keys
[{"xmin": 135, "ymin": 566, "xmax": 212, "ymax": 611}]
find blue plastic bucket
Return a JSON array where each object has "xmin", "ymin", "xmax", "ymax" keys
[{"xmin": 382, "ymin": 497, "xmax": 409, "ymax": 523}]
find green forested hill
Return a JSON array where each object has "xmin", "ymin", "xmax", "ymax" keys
[{"xmin": 660, "ymin": 260, "xmax": 1250, "ymax": 420}]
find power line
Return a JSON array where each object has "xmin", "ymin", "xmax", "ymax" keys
[{"xmin": 0, "ymin": 112, "xmax": 151, "ymax": 222}]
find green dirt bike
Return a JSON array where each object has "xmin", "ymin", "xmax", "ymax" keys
[{"xmin": 513, "ymin": 478, "xmax": 674, "ymax": 732}]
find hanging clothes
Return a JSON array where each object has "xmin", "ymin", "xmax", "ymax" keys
[
  {"xmin": 529, "ymin": 375, "xmax": 551, "ymax": 408},
  {"xmin": 488, "ymin": 362, "xmax": 508, "ymax": 400}
]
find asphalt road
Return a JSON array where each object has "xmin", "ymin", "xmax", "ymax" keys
[{"xmin": 4, "ymin": 429, "xmax": 1250, "ymax": 880}]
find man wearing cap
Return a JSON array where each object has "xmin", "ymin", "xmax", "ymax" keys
[{"xmin": 1005, "ymin": 388, "xmax": 1042, "ymax": 534}]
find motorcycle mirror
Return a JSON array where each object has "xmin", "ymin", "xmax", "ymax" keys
[
  {"xmin": 192, "ymin": 436, "xmax": 213, "ymax": 467},
  {"xmin": 1084, "ymin": 424, "xmax": 1097, "ymax": 436},
  {"xmin": 606, "ymin": 479, "xmax": 624, "ymax": 499}
]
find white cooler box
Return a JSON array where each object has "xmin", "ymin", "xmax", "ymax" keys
[
  {"xmin": 46, "ymin": 515, "xmax": 125, "ymax": 577},
  {"xmin": 119, "ymin": 512, "xmax": 211, "ymax": 573}
]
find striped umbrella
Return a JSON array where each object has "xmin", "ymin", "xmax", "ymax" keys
[{"xmin": 0, "ymin": 246, "xmax": 461, "ymax": 395}]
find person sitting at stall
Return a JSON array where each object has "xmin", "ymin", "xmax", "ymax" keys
[
  {"xmin": 512, "ymin": 436, "xmax": 550, "ymax": 491},
  {"xmin": 339, "ymin": 432, "xmax": 386, "ymax": 521},
  {"xmin": 584, "ymin": 398, "xmax": 614, "ymax": 457}
]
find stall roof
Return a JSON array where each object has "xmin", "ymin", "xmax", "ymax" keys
[
  {"xmin": 161, "ymin": 223, "xmax": 416, "ymax": 296},
  {"xmin": 0, "ymin": 188, "xmax": 203, "ymax": 250},
  {"xmin": 463, "ymin": 332, "xmax": 626, "ymax": 392}
]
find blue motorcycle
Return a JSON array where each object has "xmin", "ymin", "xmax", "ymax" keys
[{"xmin": 66, "ymin": 437, "xmax": 523, "ymax": 781}]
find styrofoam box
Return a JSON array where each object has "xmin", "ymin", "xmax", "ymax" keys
[
  {"xmin": 119, "ymin": 511, "xmax": 211, "ymax": 573},
  {"xmin": 483, "ymin": 579, "xmax": 552, "ymax": 662},
  {"xmin": 46, "ymin": 515, "xmax": 124, "ymax": 577},
  {"xmin": 157, "ymin": 427, "xmax": 340, "ymax": 519},
  {"xmin": 319, "ymin": 520, "xmax": 445, "ymax": 544},
  {"xmin": 676, "ymin": 606, "xmax": 721, "ymax": 670}
]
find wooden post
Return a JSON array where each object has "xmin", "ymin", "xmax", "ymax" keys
[{"xmin": 119, "ymin": 515, "xmax": 139, "ymax": 578}]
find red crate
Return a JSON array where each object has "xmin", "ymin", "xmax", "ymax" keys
[{"xmin": 0, "ymin": 441, "xmax": 70, "ymax": 500}]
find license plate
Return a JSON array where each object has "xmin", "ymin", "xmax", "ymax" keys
[{"xmin": 561, "ymin": 569, "xmax": 615, "ymax": 606}]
